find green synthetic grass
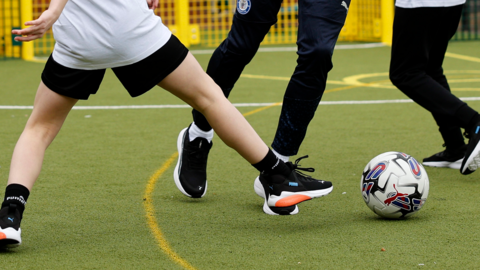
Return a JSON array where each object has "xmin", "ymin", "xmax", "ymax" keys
[{"xmin": 1, "ymin": 41, "xmax": 480, "ymax": 269}]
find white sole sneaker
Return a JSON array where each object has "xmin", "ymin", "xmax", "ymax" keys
[
  {"xmin": 254, "ymin": 177, "xmax": 299, "ymax": 215},
  {"xmin": 461, "ymin": 140, "xmax": 480, "ymax": 174},
  {"xmin": 267, "ymin": 186, "xmax": 333, "ymax": 208},
  {"xmin": 173, "ymin": 127, "xmax": 208, "ymax": 198},
  {"xmin": 0, "ymin": 227, "xmax": 22, "ymax": 248},
  {"xmin": 423, "ymin": 158, "xmax": 463, "ymax": 169}
]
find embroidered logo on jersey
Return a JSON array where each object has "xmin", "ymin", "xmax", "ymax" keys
[
  {"xmin": 341, "ymin": 1, "xmax": 349, "ymax": 13},
  {"xmin": 237, "ymin": 0, "xmax": 251, "ymax": 15}
]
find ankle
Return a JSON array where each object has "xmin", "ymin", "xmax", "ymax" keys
[
  {"xmin": 252, "ymin": 149, "xmax": 291, "ymax": 177},
  {"xmin": 272, "ymin": 148, "xmax": 290, "ymax": 162},
  {"xmin": 2, "ymin": 184, "xmax": 30, "ymax": 218},
  {"xmin": 188, "ymin": 122, "xmax": 213, "ymax": 142}
]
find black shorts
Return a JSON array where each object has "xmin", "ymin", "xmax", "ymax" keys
[{"xmin": 41, "ymin": 35, "xmax": 189, "ymax": 100}]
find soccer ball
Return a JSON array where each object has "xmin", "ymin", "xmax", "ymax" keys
[{"xmin": 360, "ymin": 151, "xmax": 429, "ymax": 219}]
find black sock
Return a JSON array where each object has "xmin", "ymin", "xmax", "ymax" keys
[
  {"xmin": 252, "ymin": 149, "xmax": 291, "ymax": 177},
  {"xmin": 2, "ymin": 184, "xmax": 30, "ymax": 217}
]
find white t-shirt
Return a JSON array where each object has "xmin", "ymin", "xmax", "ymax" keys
[
  {"xmin": 52, "ymin": 0, "xmax": 172, "ymax": 70},
  {"xmin": 395, "ymin": 0, "xmax": 466, "ymax": 8}
]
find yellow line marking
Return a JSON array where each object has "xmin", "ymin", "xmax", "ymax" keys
[
  {"xmin": 240, "ymin": 73, "xmax": 346, "ymax": 85},
  {"xmin": 146, "ymin": 67, "xmax": 480, "ymax": 269},
  {"xmin": 242, "ymin": 102, "xmax": 282, "ymax": 116},
  {"xmin": 240, "ymin": 74, "xmax": 290, "ymax": 81},
  {"xmin": 144, "ymin": 152, "xmax": 197, "ymax": 270},
  {"xmin": 243, "ymin": 70, "xmax": 480, "ymax": 92},
  {"xmin": 448, "ymin": 79, "xmax": 480, "ymax": 83},
  {"xmin": 445, "ymin": 52, "xmax": 480, "ymax": 63},
  {"xmin": 325, "ymin": 79, "xmax": 394, "ymax": 93},
  {"xmin": 145, "ymin": 106, "xmax": 275, "ymax": 269},
  {"xmin": 451, "ymin": 88, "xmax": 480, "ymax": 92},
  {"xmin": 342, "ymin": 72, "xmax": 389, "ymax": 85},
  {"xmin": 324, "ymin": 84, "xmax": 361, "ymax": 93}
]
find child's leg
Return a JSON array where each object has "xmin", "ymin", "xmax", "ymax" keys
[
  {"xmin": 1, "ymin": 82, "xmax": 76, "ymax": 247},
  {"xmin": 8, "ymin": 82, "xmax": 77, "ymax": 190},
  {"xmin": 158, "ymin": 54, "xmax": 333, "ymax": 209},
  {"xmin": 158, "ymin": 52, "xmax": 269, "ymax": 164}
]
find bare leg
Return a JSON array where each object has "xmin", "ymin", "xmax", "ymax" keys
[
  {"xmin": 8, "ymin": 82, "xmax": 78, "ymax": 190},
  {"xmin": 158, "ymin": 52, "xmax": 268, "ymax": 164}
]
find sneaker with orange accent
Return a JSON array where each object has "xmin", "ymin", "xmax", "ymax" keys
[
  {"xmin": 0, "ymin": 204, "xmax": 22, "ymax": 248},
  {"xmin": 258, "ymin": 156, "xmax": 333, "ymax": 208},
  {"xmin": 254, "ymin": 177, "xmax": 299, "ymax": 215}
]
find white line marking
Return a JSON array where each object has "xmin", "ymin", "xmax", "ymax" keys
[
  {"xmin": 191, "ymin": 43, "xmax": 386, "ymax": 54},
  {"xmin": 2, "ymin": 97, "xmax": 480, "ymax": 110},
  {"xmin": 31, "ymin": 43, "xmax": 386, "ymax": 63},
  {"xmin": 31, "ymin": 44, "xmax": 386, "ymax": 62}
]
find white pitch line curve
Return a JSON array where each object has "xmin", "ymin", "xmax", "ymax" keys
[{"xmin": 2, "ymin": 97, "xmax": 480, "ymax": 110}]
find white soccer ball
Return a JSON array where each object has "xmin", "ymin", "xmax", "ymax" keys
[{"xmin": 360, "ymin": 151, "xmax": 429, "ymax": 219}]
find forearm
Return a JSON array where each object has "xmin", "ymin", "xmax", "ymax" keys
[
  {"xmin": 12, "ymin": 0, "xmax": 68, "ymax": 42},
  {"xmin": 47, "ymin": 0, "xmax": 69, "ymax": 17}
]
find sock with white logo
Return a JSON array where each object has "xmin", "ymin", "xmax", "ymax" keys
[
  {"xmin": 1, "ymin": 184, "xmax": 30, "ymax": 217},
  {"xmin": 272, "ymin": 148, "xmax": 290, "ymax": 162},
  {"xmin": 188, "ymin": 122, "xmax": 214, "ymax": 143},
  {"xmin": 252, "ymin": 149, "xmax": 291, "ymax": 180}
]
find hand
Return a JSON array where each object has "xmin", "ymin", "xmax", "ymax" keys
[
  {"xmin": 146, "ymin": 0, "xmax": 159, "ymax": 10},
  {"xmin": 12, "ymin": 9, "xmax": 60, "ymax": 42}
]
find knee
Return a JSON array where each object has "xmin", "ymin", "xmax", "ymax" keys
[
  {"xmin": 222, "ymin": 35, "xmax": 261, "ymax": 63},
  {"xmin": 223, "ymin": 21, "xmax": 273, "ymax": 60},
  {"xmin": 22, "ymin": 121, "xmax": 61, "ymax": 147},
  {"xmin": 389, "ymin": 71, "xmax": 402, "ymax": 87},
  {"xmin": 389, "ymin": 69, "xmax": 410, "ymax": 89},
  {"xmin": 187, "ymin": 80, "xmax": 224, "ymax": 114},
  {"xmin": 298, "ymin": 45, "xmax": 333, "ymax": 71}
]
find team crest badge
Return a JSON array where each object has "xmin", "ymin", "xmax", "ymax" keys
[{"xmin": 237, "ymin": 0, "xmax": 251, "ymax": 15}]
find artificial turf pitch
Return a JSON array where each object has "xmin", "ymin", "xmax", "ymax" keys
[{"xmin": 1, "ymin": 41, "xmax": 480, "ymax": 269}]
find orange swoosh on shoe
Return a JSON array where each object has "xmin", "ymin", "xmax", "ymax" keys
[
  {"xmin": 275, "ymin": 195, "xmax": 311, "ymax": 207},
  {"xmin": 0, "ymin": 232, "xmax": 6, "ymax": 240}
]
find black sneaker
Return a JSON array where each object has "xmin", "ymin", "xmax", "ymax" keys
[
  {"xmin": 422, "ymin": 145, "xmax": 466, "ymax": 169},
  {"xmin": 258, "ymin": 156, "xmax": 333, "ymax": 208},
  {"xmin": 461, "ymin": 122, "xmax": 480, "ymax": 175},
  {"xmin": 174, "ymin": 126, "xmax": 212, "ymax": 198},
  {"xmin": 253, "ymin": 177, "xmax": 299, "ymax": 215},
  {"xmin": 0, "ymin": 204, "xmax": 22, "ymax": 248}
]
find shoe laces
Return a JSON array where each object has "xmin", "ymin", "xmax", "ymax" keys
[{"xmin": 288, "ymin": 155, "xmax": 315, "ymax": 179}]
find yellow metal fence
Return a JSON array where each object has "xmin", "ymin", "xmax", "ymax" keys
[
  {"xmin": 1, "ymin": 0, "xmax": 22, "ymax": 58},
  {"xmin": 1, "ymin": 0, "xmax": 395, "ymax": 60}
]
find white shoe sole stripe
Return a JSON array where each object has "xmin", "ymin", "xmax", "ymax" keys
[
  {"xmin": 462, "ymin": 141, "xmax": 480, "ymax": 173},
  {"xmin": 262, "ymin": 201, "xmax": 299, "ymax": 215},
  {"xmin": 423, "ymin": 159, "xmax": 463, "ymax": 169},
  {"xmin": 0, "ymin": 227, "xmax": 21, "ymax": 248},
  {"xmin": 173, "ymin": 127, "xmax": 208, "ymax": 198},
  {"xmin": 268, "ymin": 186, "xmax": 334, "ymax": 204},
  {"xmin": 173, "ymin": 128, "xmax": 190, "ymax": 197},
  {"xmin": 254, "ymin": 177, "xmax": 299, "ymax": 215},
  {"xmin": 255, "ymin": 177, "xmax": 333, "ymax": 208}
]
